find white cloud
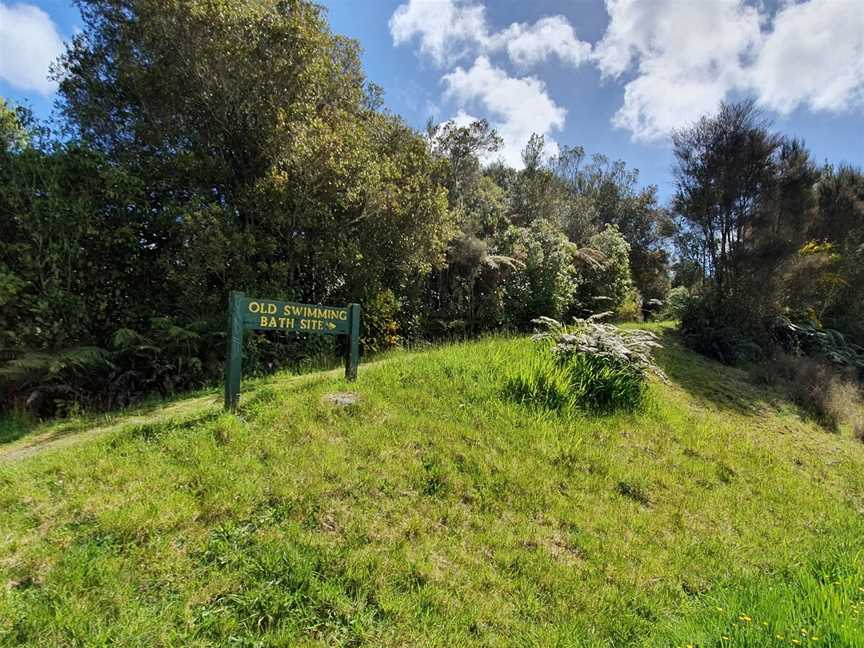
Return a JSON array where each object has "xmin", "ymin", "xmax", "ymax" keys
[
  {"xmin": 595, "ymin": 0, "xmax": 762, "ymax": 141},
  {"xmin": 495, "ymin": 16, "xmax": 592, "ymax": 69},
  {"xmin": 595, "ymin": 0, "xmax": 864, "ymax": 142},
  {"xmin": 612, "ymin": 71, "xmax": 732, "ymax": 142},
  {"xmin": 389, "ymin": 0, "xmax": 591, "ymax": 70},
  {"xmin": 0, "ymin": 2, "xmax": 65, "ymax": 95},
  {"xmin": 389, "ymin": 0, "xmax": 490, "ymax": 67},
  {"xmin": 393, "ymin": 0, "xmax": 864, "ymax": 147},
  {"xmin": 750, "ymin": 0, "xmax": 864, "ymax": 114},
  {"xmin": 450, "ymin": 108, "xmax": 480, "ymax": 129},
  {"xmin": 390, "ymin": 1, "xmax": 586, "ymax": 166},
  {"xmin": 442, "ymin": 56, "xmax": 566, "ymax": 166}
]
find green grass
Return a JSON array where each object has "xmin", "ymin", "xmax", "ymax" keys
[{"xmin": 1, "ymin": 327, "xmax": 864, "ymax": 646}]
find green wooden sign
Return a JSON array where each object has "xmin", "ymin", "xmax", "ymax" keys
[{"xmin": 224, "ymin": 291, "xmax": 360, "ymax": 410}]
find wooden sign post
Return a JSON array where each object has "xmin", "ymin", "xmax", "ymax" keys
[{"xmin": 224, "ymin": 291, "xmax": 360, "ymax": 410}]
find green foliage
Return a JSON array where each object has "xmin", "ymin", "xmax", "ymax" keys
[
  {"xmin": 0, "ymin": 1, "xmax": 457, "ymax": 414},
  {"xmin": 616, "ymin": 287, "xmax": 643, "ymax": 322},
  {"xmin": 671, "ymin": 100, "xmax": 864, "ymax": 371},
  {"xmin": 772, "ymin": 319, "xmax": 864, "ymax": 376},
  {"xmin": 564, "ymin": 352, "xmax": 648, "ymax": 413},
  {"xmin": 0, "ymin": 347, "xmax": 112, "ymax": 417},
  {"xmin": 504, "ymin": 354, "xmax": 578, "ymax": 411},
  {"xmin": 662, "ymin": 285, "xmax": 690, "ymax": 321},
  {"xmin": 509, "ymin": 315, "xmax": 664, "ymax": 413},
  {"xmin": 577, "ymin": 223, "xmax": 633, "ymax": 314},
  {"xmin": 361, "ymin": 289, "xmax": 401, "ymax": 354},
  {"xmin": 0, "ymin": 98, "xmax": 29, "ymax": 153},
  {"xmin": 0, "ymin": 318, "xmax": 222, "ymax": 414},
  {"xmin": 781, "ymin": 241, "xmax": 846, "ymax": 325},
  {"xmin": 680, "ymin": 291, "xmax": 766, "ymax": 365},
  {"xmin": 811, "ymin": 164, "xmax": 864, "ymax": 344},
  {"xmin": 500, "ymin": 219, "xmax": 579, "ymax": 327}
]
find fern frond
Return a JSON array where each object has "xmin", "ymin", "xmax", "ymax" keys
[{"xmin": 0, "ymin": 346, "xmax": 112, "ymax": 388}]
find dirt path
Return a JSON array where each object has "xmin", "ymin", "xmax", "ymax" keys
[{"xmin": 0, "ymin": 362, "xmax": 380, "ymax": 464}]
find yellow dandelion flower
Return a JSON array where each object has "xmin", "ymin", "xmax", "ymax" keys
[
  {"xmin": 792, "ymin": 641, "xmax": 801, "ymax": 646},
  {"xmin": 776, "ymin": 636, "xmax": 784, "ymax": 640},
  {"xmin": 801, "ymin": 629, "xmax": 808, "ymax": 635},
  {"xmin": 738, "ymin": 614, "xmax": 752, "ymax": 622},
  {"xmin": 722, "ymin": 637, "xmax": 730, "ymax": 641}
]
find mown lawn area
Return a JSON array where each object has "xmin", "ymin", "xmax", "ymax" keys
[{"xmin": 1, "ymin": 327, "xmax": 863, "ymax": 646}]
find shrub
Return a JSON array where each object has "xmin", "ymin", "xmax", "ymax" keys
[
  {"xmin": 679, "ymin": 292, "xmax": 766, "ymax": 365},
  {"xmin": 772, "ymin": 318, "xmax": 864, "ymax": 377},
  {"xmin": 362, "ymin": 289, "xmax": 401, "ymax": 354},
  {"xmin": 0, "ymin": 346, "xmax": 113, "ymax": 417},
  {"xmin": 760, "ymin": 353, "xmax": 863, "ymax": 431},
  {"xmin": 501, "ymin": 220, "xmax": 579, "ymax": 327},
  {"xmin": 576, "ymin": 224, "xmax": 633, "ymax": 315},
  {"xmin": 507, "ymin": 315, "xmax": 664, "ymax": 414},
  {"xmin": 661, "ymin": 286, "xmax": 690, "ymax": 321},
  {"xmin": 616, "ymin": 288, "xmax": 643, "ymax": 322}
]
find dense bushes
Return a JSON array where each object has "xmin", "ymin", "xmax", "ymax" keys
[
  {"xmin": 506, "ymin": 316, "xmax": 664, "ymax": 414},
  {"xmin": 0, "ymin": 316, "xmax": 345, "ymax": 416},
  {"xmin": 679, "ymin": 292, "xmax": 767, "ymax": 365},
  {"xmin": 672, "ymin": 101, "xmax": 863, "ymax": 383},
  {"xmin": 577, "ymin": 224, "xmax": 633, "ymax": 314},
  {"xmin": 772, "ymin": 319, "xmax": 864, "ymax": 377},
  {"xmin": 661, "ymin": 286, "xmax": 689, "ymax": 321}
]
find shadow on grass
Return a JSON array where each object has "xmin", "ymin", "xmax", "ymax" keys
[
  {"xmin": 120, "ymin": 410, "xmax": 222, "ymax": 443},
  {"xmin": 652, "ymin": 327, "xmax": 858, "ymax": 433},
  {"xmin": 652, "ymin": 328, "xmax": 781, "ymax": 415},
  {"xmin": 0, "ymin": 367, "xmax": 342, "ymax": 459},
  {"xmin": 0, "ymin": 415, "xmax": 39, "ymax": 445}
]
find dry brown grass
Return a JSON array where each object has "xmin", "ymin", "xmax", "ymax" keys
[{"xmin": 754, "ymin": 353, "xmax": 863, "ymax": 432}]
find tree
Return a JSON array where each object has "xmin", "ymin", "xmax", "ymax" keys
[
  {"xmin": 575, "ymin": 224, "xmax": 632, "ymax": 315},
  {"xmin": 810, "ymin": 164, "xmax": 864, "ymax": 342},
  {"xmin": 57, "ymin": 0, "xmax": 453, "ymax": 312},
  {"xmin": 2, "ymin": 0, "xmax": 458, "ymax": 412},
  {"xmin": 0, "ymin": 99, "xmax": 30, "ymax": 154},
  {"xmin": 501, "ymin": 219, "xmax": 578, "ymax": 327},
  {"xmin": 672, "ymin": 100, "xmax": 781, "ymax": 298},
  {"xmin": 550, "ymin": 148, "xmax": 671, "ymax": 305},
  {"xmin": 427, "ymin": 117, "xmax": 502, "ymax": 211},
  {"xmin": 0, "ymin": 113, "xmax": 149, "ymax": 351}
]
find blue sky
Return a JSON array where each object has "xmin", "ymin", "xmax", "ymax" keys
[{"xmin": 2, "ymin": 0, "xmax": 862, "ymax": 202}]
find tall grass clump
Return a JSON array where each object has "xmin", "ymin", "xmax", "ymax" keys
[
  {"xmin": 507, "ymin": 314, "xmax": 665, "ymax": 414},
  {"xmin": 504, "ymin": 355, "xmax": 578, "ymax": 412}
]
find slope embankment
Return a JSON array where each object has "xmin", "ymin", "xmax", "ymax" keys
[{"xmin": 1, "ymin": 330, "xmax": 863, "ymax": 646}]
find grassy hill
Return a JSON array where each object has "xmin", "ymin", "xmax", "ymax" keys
[{"xmin": 1, "ymin": 325, "xmax": 863, "ymax": 646}]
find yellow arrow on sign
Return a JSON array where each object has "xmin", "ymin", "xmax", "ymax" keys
[{"xmin": 327, "ymin": 322, "xmax": 336, "ymax": 330}]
